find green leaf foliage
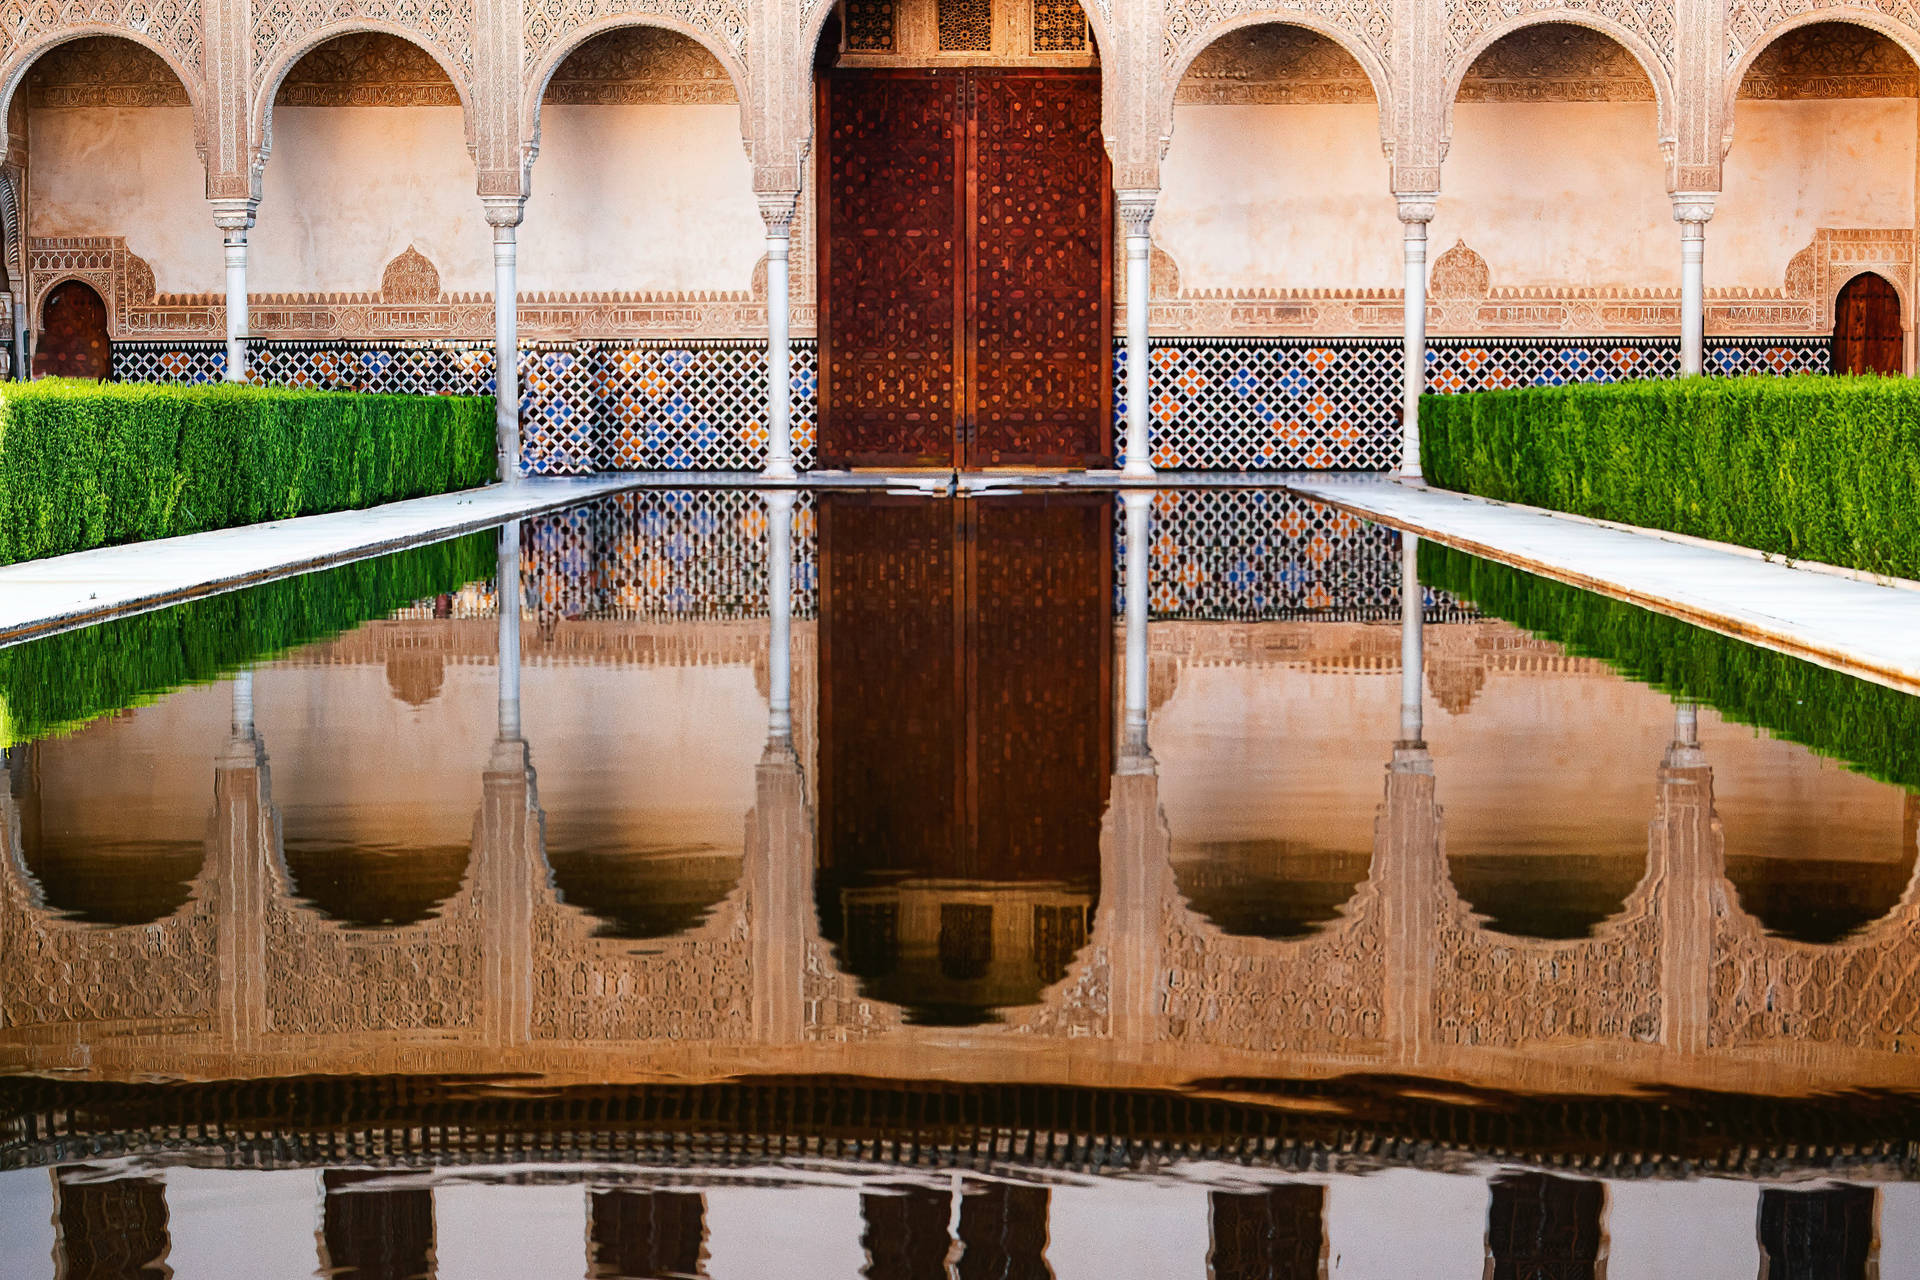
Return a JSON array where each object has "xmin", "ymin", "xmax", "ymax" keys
[
  {"xmin": 0, "ymin": 379, "xmax": 496, "ymax": 564},
  {"xmin": 1419, "ymin": 539, "xmax": 1920, "ymax": 791},
  {"xmin": 1420, "ymin": 376, "xmax": 1920, "ymax": 578},
  {"xmin": 0, "ymin": 531, "xmax": 497, "ymax": 746}
]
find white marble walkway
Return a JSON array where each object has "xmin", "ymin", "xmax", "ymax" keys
[
  {"xmin": 0, "ymin": 477, "xmax": 645, "ymax": 645},
  {"xmin": 1283, "ymin": 476, "xmax": 1920, "ymax": 696}
]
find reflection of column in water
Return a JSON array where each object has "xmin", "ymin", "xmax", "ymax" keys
[
  {"xmin": 1121, "ymin": 491, "xmax": 1152, "ymax": 765},
  {"xmin": 497, "ymin": 519, "xmax": 521, "ymax": 742},
  {"xmin": 1399, "ymin": 532, "xmax": 1423, "ymax": 745},
  {"xmin": 231, "ymin": 669, "xmax": 255, "ymax": 741},
  {"xmin": 766, "ymin": 491, "xmax": 796, "ymax": 744}
]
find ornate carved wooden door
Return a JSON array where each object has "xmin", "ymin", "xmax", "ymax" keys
[
  {"xmin": 819, "ymin": 69, "xmax": 1110, "ymax": 468},
  {"xmin": 1833, "ymin": 271, "xmax": 1903, "ymax": 375}
]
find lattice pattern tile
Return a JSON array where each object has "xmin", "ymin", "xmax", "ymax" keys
[{"xmin": 522, "ymin": 490, "xmax": 820, "ymax": 625}]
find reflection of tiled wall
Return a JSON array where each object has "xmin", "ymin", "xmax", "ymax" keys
[
  {"xmin": 116, "ymin": 335, "xmax": 1831, "ymax": 475},
  {"xmin": 520, "ymin": 489, "xmax": 1466, "ymax": 624}
]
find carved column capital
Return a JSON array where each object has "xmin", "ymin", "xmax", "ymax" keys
[
  {"xmin": 758, "ymin": 191, "xmax": 800, "ymax": 238},
  {"xmin": 209, "ymin": 197, "xmax": 258, "ymax": 232},
  {"xmin": 1395, "ymin": 193, "xmax": 1439, "ymax": 226},
  {"xmin": 483, "ymin": 195, "xmax": 527, "ymax": 230},
  {"xmin": 1670, "ymin": 192, "xmax": 1718, "ymax": 226},
  {"xmin": 1116, "ymin": 189, "xmax": 1157, "ymax": 239}
]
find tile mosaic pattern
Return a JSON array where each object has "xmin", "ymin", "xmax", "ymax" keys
[
  {"xmin": 117, "ymin": 335, "xmax": 1831, "ymax": 476},
  {"xmin": 522, "ymin": 490, "xmax": 820, "ymax": 625},
  {"xmin": 519, "ymin": 342, "xmax": 818, "ymax": 475}
]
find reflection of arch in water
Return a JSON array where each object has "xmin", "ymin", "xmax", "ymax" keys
[
  {"xmin": 1171, "ymin": 839, "xmax": 1371, "ymax": 942},
  {"xmin": 1447, "ymin": 849, "xmax": 1652, "ymax": 941},
  {"xmin": 278, "ymin": 829, "xmax": 472, "ymax": 929},
  {"xmin": 7, "ymin": 742, "xmax": 206, "ymax": 927},
  {"xmin": 1724, "ymin": 792, "xmax": 1920, "ymax": 945},
  {"xmin": 546, "ymin": 842, "xmax": 742, "ymax": 941}
]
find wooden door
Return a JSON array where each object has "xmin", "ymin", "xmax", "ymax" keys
[
  {"xmin": 819, "ymin": 69, "xmax": 1111, "ymax": 468},
  {"xmin": 34, "ymin": 280, "xmax": 109, "ymax": 380},
  {"xmin": 1833, "ymin": 272, "xmax": 1903, "ymax": 375}
]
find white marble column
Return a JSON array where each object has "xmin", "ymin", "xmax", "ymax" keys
[
  {"xmin": 497, "ymin": 519, "xmax": 522, "ymax": 742},
  {"xmin": 1120, "ymin": 490, "xmax": 1153, "ymax": 765},
  {"xmin": 485, "ymin": 198, "xmax": 526, "ymax": 481},
  {"xmin": 760, "ymin": 193, "xmax": 799, "ymax": 480},
  {"xmin": 1399, "ymin": 533, "xmax": 1423, "ymax": 746},
  {"xmin": 211, "ymin": 199, "xmax": 257, "ymax": 382},
  {"xmin": 1118, "ymin": 190, "xmax": 1157, "ymax": 478},
  {"xmin": 765, "ymin": 490, "xmax": 796, "ymax": 742},
  {"xmin": 1397, "ymin": 195, "xmax": 1436, "ymax": 481},
  {"xmin": 1673, "ymin": 194, "xmax": 1716, "ymax": 376}
]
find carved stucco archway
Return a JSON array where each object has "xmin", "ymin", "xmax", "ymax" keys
[
  {"xmin": 0, "ymin": 30, "xmax": 212, "ymax": 175},
  {"xmin": 1442, "ymin": 14, "xmax": 1678, "ymax": 179},
  {"xmin": 1721, "ymin": 12, "xmax": 1920, "ymax": 157},
  {"xmin": 250, "ymin": 23, "xmax": 482, "ymax": 193},
  {"xmin": 1157, "ymin": 13, "xmax": 1397, "ymax": 161}
]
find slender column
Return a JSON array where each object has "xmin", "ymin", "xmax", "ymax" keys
[
  {"xmin": 485, "ymin": 198, "xmax": 526, "ymax": 480},
  {"xmin": 1118, "ymin": 190, "xmax": 1158, "ymax": 478},
  {"xmin": 1673, "ymin": 194, "xmax": 1716, "ymax": 376},
  {"xmin": 1399, "ymin": 533, "xmax": 1423, "ymax": 745},
  {"xmin": 759, "ymin": 193, "xmax": 799, "ymax": 480},
  {"xmin": 210, "ymin": 199, "xmax": 257, "ymax": 382},
  {"xmin": 12, "ymin": 297, "xmax": 24, "ymax": 381},
  {"xmin": 1121, "ymin": 490, "xmax": 1153, "ymax": 765},
  {"xmin": 765, "ymin": 491, "xmax": 795, "ymax": 742},
  {"xmin": 1396, "ymin": 196, "xmax": 1436, "ymax": 481},
  {"xmin": 497, "ymin": 519, "xmax": 522, "ymax": 740}
]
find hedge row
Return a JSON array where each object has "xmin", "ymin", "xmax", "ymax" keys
[
  {"xmin": 1420, "ymin": 540, "xmax": 1920, "ymax": 791},
  {"xmin": 0, "ymin": 530, "xmax": 497, "ymax": 746},
  {"xmin": 1420, "ymin": 376, "xmax": 1920, "ymax": 579},
  {"xmin": 0, "ymin": 379, "xmax": 495, "ymax": 565}
]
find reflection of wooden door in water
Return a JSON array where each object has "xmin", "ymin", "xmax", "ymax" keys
[
  {"xmin": 1833, "ymin": 272, "xmax": 1902, "ymax": 375},
  {"xmin": 818, "ymin": 493, "xmax": 1112, "ymax": 882},
  {"xmin": 818, "ymin": 69, "xmax": 1111, "ymax": 468},
  {"xmin": 34, "ymin": 280, "xmax": 110, "ymax": 380}
]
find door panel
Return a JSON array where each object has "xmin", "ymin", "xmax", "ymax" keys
[
  {"xmin": 819, "ymin": 71, "xmax": 966, "ymax": 468},
  {"xmin": 820, "ymin": 68, "xmax": 1111, "ymax": 468},
  {"xmin": 1833, "ymin": 272, "xmax": 1903, "ymax": 376},
  {"xmin": 970, "ymin": 72, "xmax": 1111, "ymax": 466}
]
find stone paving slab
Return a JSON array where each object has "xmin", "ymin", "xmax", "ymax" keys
[
  {"xmin": 0, "ymin": 478, "xmax": 648, "ymax": 646},
  {"xmin": 1282, "ymin": 476, "xmax": 1920, "ymax": 696}
]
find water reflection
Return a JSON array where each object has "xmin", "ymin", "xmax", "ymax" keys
[{"xmin": 3, "ymin": 488, "xmax": 1920, "ymax": 1275}]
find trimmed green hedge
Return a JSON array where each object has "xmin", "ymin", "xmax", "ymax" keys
[
  {"xmin": 1420, "ymin": 376, "xmax": 1920, "ymax": 579},
  {"xmin": 1420, "ymin": 540, "xmax": 1920, "ymax": 791},
  {"xmin": 0, "ymin": 379, "xmax": 495, "ymax": 565},
  {"xmin": 0, "ymin": 530, "xmax": 496, "ymax": 746}
]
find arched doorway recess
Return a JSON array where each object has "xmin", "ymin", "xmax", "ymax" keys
[
  {"xmin": 33, "ymin": 279, "xmax": 108, "ymax": 379},
  {"xmin": 1833, "ymin": 271, "xmax": 1903, "ymax": 374},
  {"xmin": 814, "ymin": 0, "xmax": 1111, "ymax": 468}
]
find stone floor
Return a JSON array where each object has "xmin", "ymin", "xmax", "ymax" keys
[{"xmin": 4, "ymin": 474, "xmax": 1919, "ymax": 699}]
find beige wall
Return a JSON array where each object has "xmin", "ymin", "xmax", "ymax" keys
[
  {"xmin": 1715, "ymin": 97, "xmax": 1917, "ymax": 291},
  {"xmin": 522, "ymin": 104, "xmax": 763, "ymax": 295}
]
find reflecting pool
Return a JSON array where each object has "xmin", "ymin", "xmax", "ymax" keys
[{"xmin": 2, "ymin": 487, "xmax": 1918, "ymax": 1277}]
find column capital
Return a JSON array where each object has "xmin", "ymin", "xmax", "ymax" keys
[
  {"xmin": 757, "ymin": 191, "xmax": 800, "ymax": 238},
  {"xmin": 209, "ymin": 197, "xmax": 258, "ymax": 232},
  {"xmin": 1116, "ymin": 188, "xmax": 1158, "ymax": 238},
  {"xmin": 1670, "ymin": 192, "xmax": 1717, "ymax": 225},
  {"xmin": 1395, "ymin": 193, "xmax": 1438, "ymax": 226},
  {"xmin": 483, "ymin": 195, "xmax": 527, "ymax": 229}
]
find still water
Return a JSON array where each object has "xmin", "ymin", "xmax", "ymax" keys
[{"xmin": 1, "ymin": 487, "xmax": 1918, "ymax": 1277}]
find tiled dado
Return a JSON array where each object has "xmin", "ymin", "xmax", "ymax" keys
[{"xmin": 116, "ymin": 335, "xmax": 1831, "ymax": 475}]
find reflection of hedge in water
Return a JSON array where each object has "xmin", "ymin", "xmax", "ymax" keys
[
  {"xmin": 0, "ymin": 532, "xmax": 495, "ymax": 747},
  {"xmin": 1419, "ymin": 541, "xmax": 1920, "ymax": 792}
]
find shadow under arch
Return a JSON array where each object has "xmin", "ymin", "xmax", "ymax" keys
[
  {"xmin": 1171, "ymin": 839, "xmax": 1372, "ymax": 943},
  {"xmin": 1725, "ymin": 9, "xmax": 1920, "ymax": 129},
  {"xmin": 6, "ymin": 743, "xmax": 205, "ymax": 927},
  {"xmin": 1443, "ymin": 15, "xmax": 1677, "ymax": 154},
  {"xmin": 0, "ymin": 29, "xmax": 208, "ymax": 156},
  {"xmin": 250, "ymin": 23, "xmax": 480, "ymax": 182},
  {"xmin": 1723, "ymin": 791, "xmax": 1920, "ymax": 946},
  {"xmin": 1160, "ymin": 16, "xmax": 1396, "ymax": 157},
  {"xmin": 546, "ymin": 841, "xmax": 743, "ymax": 942},
  {"xmin": 1446, "ymin": 846, "xmax": 1653, "ymax": 942},
  {"xmin": 276, "ymin": 808, "xmax": 473, "ymax": 930}
]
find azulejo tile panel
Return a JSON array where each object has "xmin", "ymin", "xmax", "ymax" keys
[{"xmin": 116, "ymin": 335, "xmax": 1832, "ymax": 476}]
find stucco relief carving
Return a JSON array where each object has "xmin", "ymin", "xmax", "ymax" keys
[
  {"xmin": 1172, "ymin": 21, "xmax": 1379, "ymax": 103},
  {"xmin": 1448, "ymin": 3, "xmax": 1676, "ymax": 83},
  {"xmin": 272, "ymin": 29, "xmax": 459, "ymax": 105},
  {"xmin": 1453, "ymin": 21, "xmax": 1658, "ymax": 100},
  {"xmin": 524, "ymin": 0, "xmax": 750, "ymax": 90},
  {"xmin": 544, "ymin": 23, "xmax": 740, "ymax": 103},
  {"xmin": 379, "ymin": 243, "xmax": 440, "ymax": 302},
  {"xmin": 0, "ymin": 3, "xmax": 204, "ymax": 96},
  {"xmin": 24, "ymin": 35, "xmax": 191, "ymax": 106},
  {"xmin": 1429, "ymin": 238, "xmax": 1489, "ymax": 299},
  {"xmin": 253, "ymin": 1, "xmax": 475, "ymax": 98},
  {"xmin": 1737, "ymin": 21, "xmax": 1919, "ymax": 96},
  {"xmin": 1728, "ymin": 0, "xmax": 1920, "ymax": 74}
]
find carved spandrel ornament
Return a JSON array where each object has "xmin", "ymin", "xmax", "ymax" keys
[{"xmin": 380, "ymin": 244, "xmax": 442, "ymax": 304}]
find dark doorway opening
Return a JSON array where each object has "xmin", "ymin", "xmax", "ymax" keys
[
  {"xmin": 34, "ymin": 279, "xmax": 110, "ymax": 380},
  {"xmin": 818, "ymin": 68, "xmax": 1112, "ymax": 468},
  {"xmin": 1833, "ymin": 271, "xmax": 1902, "ymax": 375}
]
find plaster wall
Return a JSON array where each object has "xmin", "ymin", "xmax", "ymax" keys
[
  {"xmin": 521, "ymin": 104, "xmax": 764, "ymax": 295},
  {"xmin": 1714, "ymin": 97, "xmax": 1918, "ymax": 291},
  {"xmin": 27, "ymin": 106, "xmax": 218, "ymax": 295}
]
